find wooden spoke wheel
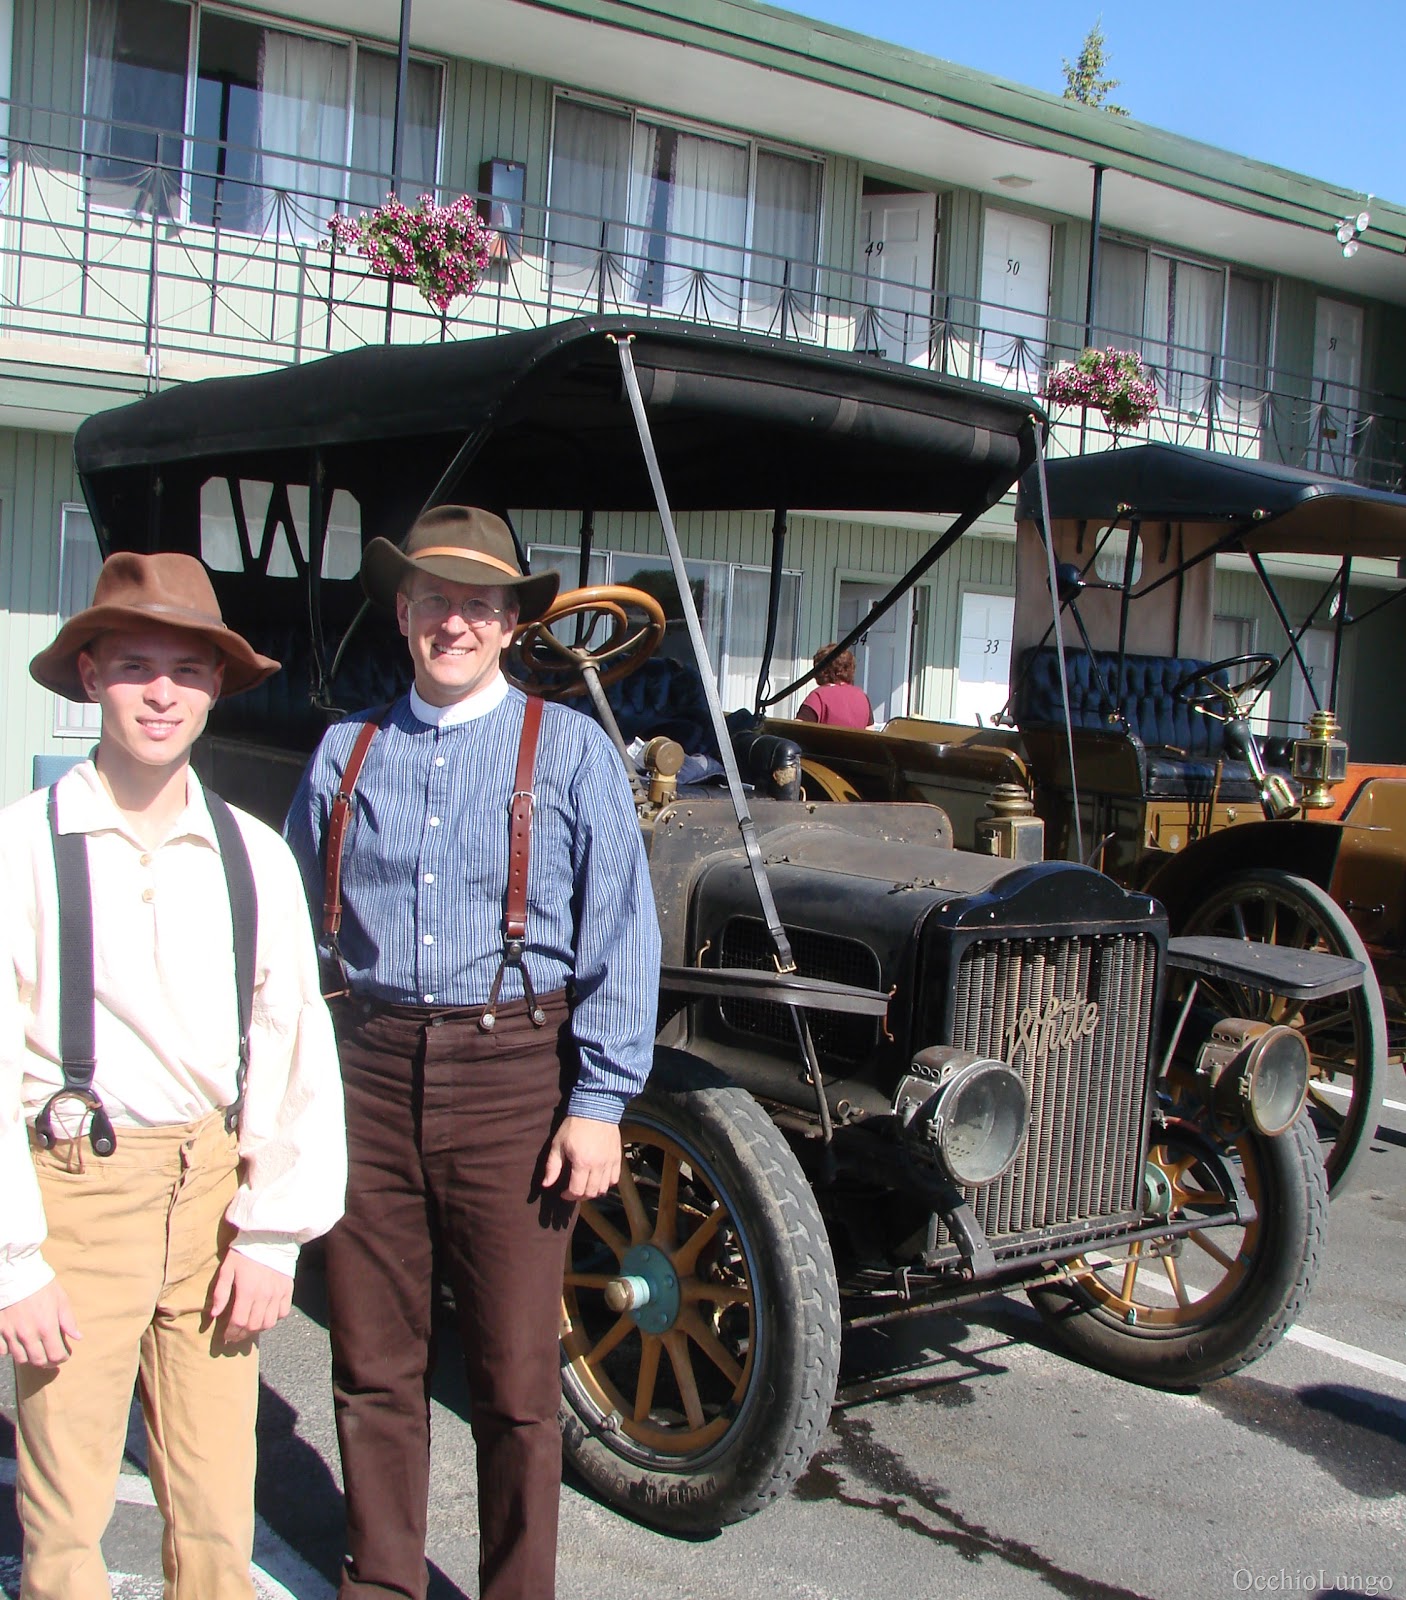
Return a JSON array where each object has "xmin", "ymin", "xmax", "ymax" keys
[
  {"xmin": 506, "ymin": 584, "xmax": 665, "ymax": 698},
  {"xmin": 1030, "ymin": 1115, "xmax": 1325, "ymax": 1387},
  {"xmin": 1181, "ymin": 869, "xmax": 1386, "ymax": 1194},
  {"xmin": 559, "ymin": 1058, "xmax": 839, "ymax": 1532}
]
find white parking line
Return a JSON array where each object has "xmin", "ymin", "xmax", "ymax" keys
[
  {"xmin": 1285, "ymin": 1324, "xmax": 1406, "ymax": 1385},
  {"xmin": 1313, "ymin": 1081, "xmax": 1406, "ymax": 1114},
  {"xmin": 0, "ymin": 1458, "xmax": 333, "ymax": 1599}
]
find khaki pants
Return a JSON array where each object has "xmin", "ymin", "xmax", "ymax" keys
[{"xmin": 15, "ymin": 1113, "xmax": 259, "ymax": 1600}]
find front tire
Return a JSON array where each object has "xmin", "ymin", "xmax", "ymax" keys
[
  {"xmin": 1181, "ymin": 868, "xmax": 1385, "ymax": 1194},
  {"xmin": 559, "ymin": 1057, "xmax": 840, "ymax": 1532},
  {"xmin": 1028, "ymin": 1114, "xmax": 1326, "ymax": 1388}
]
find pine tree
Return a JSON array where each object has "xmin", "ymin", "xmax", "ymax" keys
[{"xmin": 1062, "ymin": 18, "xmax": 1128, "ymax": 116}]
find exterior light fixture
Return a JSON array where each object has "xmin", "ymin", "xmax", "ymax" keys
[
  {"xmin": 1334, "ymin": 206, "xmax": 1371, "ymax": 258},
  {"xmin": 996, "ymin": 173, "xmax": 1035, "ymax": 189}
]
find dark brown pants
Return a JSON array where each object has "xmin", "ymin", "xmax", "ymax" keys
[{"xmin": 326, "ymin": 994, "xmax": 577, "ymax": 1600}]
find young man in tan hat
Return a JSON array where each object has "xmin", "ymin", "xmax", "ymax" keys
[
  {"xmin": 0, "ymin": 550, "xmax": 347, "ymax": 1600},
  {"xmin": 284, "ymin": 505, "xmax": 660, "ymax": 1600}
]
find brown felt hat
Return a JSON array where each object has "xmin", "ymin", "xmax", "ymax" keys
[
  {"xmin": 360, "ymin": 505, "xmax": 559, "ymax": 624},
  {"xmin": 30, "ymin": 551, "xmax": 281, "ymax": 702}
]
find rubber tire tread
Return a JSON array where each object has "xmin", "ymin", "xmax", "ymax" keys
[
  {"xmin": 1181, "ymin": 868, "xmax": 1385, "ymax": 1196},
  {"xmin": 1027, "ymin": 1114, "xmax": 1327, "ymax": 1389},
  {"xmin": 559, "ymin": 1058, "xmax": 841, "ymax": 1533}
]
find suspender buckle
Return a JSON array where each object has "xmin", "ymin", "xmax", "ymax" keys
[{"xmin": 35, "ymin": 1087, "xmax": 116, "ymax": 1158}]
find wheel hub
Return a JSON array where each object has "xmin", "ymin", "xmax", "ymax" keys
[
  {"xmin": 609, "ymin": 1242, "xmax": 681, "ymax": 1335},
  {"xmin": 1142, "ymin": 1159, "xmax": 1175, "ymax": 1218}
]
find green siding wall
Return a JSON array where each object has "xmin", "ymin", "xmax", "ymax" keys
[
  {"xmin": 939, "ymin": 188, "xmax": 982, "ymax": 309},
  {"xmin": 0, "ymin": 426, "xmax": 86, "ymax": 805},
  {"xmin": 11, "ymin": 0, "xmax": 85, "ymax": 156}
]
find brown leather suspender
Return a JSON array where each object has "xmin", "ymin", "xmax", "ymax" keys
[
  {"xmin": 323, "ymin": 711, "xmax": 385, "ymax": 947},
  {"xmin": 486, "ymin": 694, "xmax": 546, "ymax": 1030},
  {"xmin": 320, "ymin": 697, "xmax": 546, "ymax": 1025}
]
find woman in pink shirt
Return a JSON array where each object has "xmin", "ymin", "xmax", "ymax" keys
[{"xmin": 796, "ymin": 643, "xmax": 873, "ymax": 727}]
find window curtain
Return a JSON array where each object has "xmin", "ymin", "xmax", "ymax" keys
[
  {"xmin": 86, "ymin": 0, "xmax": 189, "ymax": 215},
  {"xmin": 623, "ymin": 121, "xmax": 660, "ymax": 302},
  {"xmin": 1094, "ymin": 240, "xmax": 1146, "ymax": 348},
  {"xmin": 747, "ymin": 150, "xmax": 820, "ymax": 331},
  {"xmin": 548, "ymin": 99, "xmax": 632, "ymax": 300},
  {"xmin": 660, "ymin": 131, "xmax": 747, "ymax": 319},
  {"xmin": 1222, "ymin": 273, "xmax": 1270, "ymax": 426},
  {"xmin": 1155, "ymin": 256, "xmax": 1223, "ymax": 414},
  {"xmin": 348, "ymin": 51, "xmax": 440, "ymax": 211},
  {"xmin": 723, "ymin": 568, "xmax": 799, "ymax": 715},
  {"xmin": 258, "ymin": 29, "xmax": 349, "ymax": 240}
]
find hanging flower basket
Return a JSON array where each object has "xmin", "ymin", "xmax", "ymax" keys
[
  {"xmin": 327, "ymin": 193, "xmax": 496, "ymax": 316},
  {"xmin": 1043, "ymin": 346, "xmax": 1159, "ymax": 433}
]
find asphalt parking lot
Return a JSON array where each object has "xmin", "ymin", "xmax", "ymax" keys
[{"xmin": 4, "ymin": 1087, "xmax": 1404, "ymax": 1600}]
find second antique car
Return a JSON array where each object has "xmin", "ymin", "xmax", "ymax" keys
[
  {"xmin": 782, "ymin": 442, "xmax": 1403, "ymax": 1193},
  {"xmin": 73, "ymin": 319, "xmax": 1344, "ymax": 1531}
]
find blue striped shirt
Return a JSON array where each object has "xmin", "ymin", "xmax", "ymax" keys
[{"xmin": 283, "ymin": 685, "xmax": 660, "ymax": 1122}]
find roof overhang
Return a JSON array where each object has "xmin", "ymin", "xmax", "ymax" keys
[{"xmin": 275, "ymin": 0, "xmax": 1405, "ymax": 305}]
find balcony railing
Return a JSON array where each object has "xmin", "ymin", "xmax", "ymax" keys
[{"xmin": 2, "ymin": 104, "xmax": 1403, "ymax": 490}]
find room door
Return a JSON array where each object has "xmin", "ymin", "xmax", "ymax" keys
[
  {"xmin": 838, "ymin": 580, "xmax": 912, "ymax": 725},
  {"xmin": 954, "ymin": 590, "xmax": 1015, "ymax": 725},
  {"xmin": 855, "ymin": 191, "xmax": 937, "ymax": 366},
  {"xmin": 978, "ymin": 209, "xmax": 1050, "ymax": 389}
]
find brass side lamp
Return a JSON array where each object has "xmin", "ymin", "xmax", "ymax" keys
[{"xmin": 1292, "ymin": 709, "xmax": 1349, "ymax": 810}]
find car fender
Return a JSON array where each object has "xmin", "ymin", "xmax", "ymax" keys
[{"xmin": 1141, "ymin": 820, "xmax": 1346, "ymax": 929}]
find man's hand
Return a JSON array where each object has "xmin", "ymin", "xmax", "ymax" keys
[
  {"xmin": 209, "ymin": 1252, "xmax": 294, "ymax": 1345},
  {"xmin": 0, "ymin": 1279, "xmax": 82, "ymax": 1367},
  {"xmin": 543, "ymin": 1116, "xmax": 622, "ymax": 1202}
]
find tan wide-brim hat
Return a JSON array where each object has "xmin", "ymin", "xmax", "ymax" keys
[
  {"xmin": 30, "ymin": 550, "xmax": 281, "ymax": 702},
  {"xmin": 361, "ymin": 505, "xmax": 559, "ymax": 624}
]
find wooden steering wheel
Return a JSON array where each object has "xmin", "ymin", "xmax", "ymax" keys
[{"xmin": 506, "ymin": 584, "xmax": 667, "ymax": 698}]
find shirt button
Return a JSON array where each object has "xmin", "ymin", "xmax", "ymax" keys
[
  {"xmin": 140, "ymin": 853, "xmax": 152, "ymax": 866},
  {"xmin": 429, "ymin": 816, "xmax": 441, "ymax": 827},
  {"xmin": 435, "ymin": 757, "xmax": 445, "ymax": 767},
  {"xmin": 141, "ymin": 888, "xmax": 154, "ymax": 904},
  {"xmin": 423, "ymin": 934, "xmax": 434, "ymax": 945},
  {"xmin": 424, "ymin": 873, "xmax": 436, "ymax": 885},
  {"xmin": 424, "ymin": 994, "xmax": 436, "ymax": 1005}
]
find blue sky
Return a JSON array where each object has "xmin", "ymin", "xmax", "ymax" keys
[{"xmin": 791, "ymin": 1, "xmax": 1401, "ymax": 205}]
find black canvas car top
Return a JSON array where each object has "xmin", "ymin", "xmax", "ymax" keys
[
  {"xmin": 76, "ymin": 318, "xmax": 1043, "ymax": 552},
  {"xmin": 1016, "ymin": 441, "xmax": 1406, "ymax": 559}
]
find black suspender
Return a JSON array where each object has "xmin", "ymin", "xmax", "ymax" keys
[
  {"xmin": 36, "ymin": 784, "xmax": 258, "ymax": 1157},
  {"xmin": 207, "ymin": 793, "xmax": 258, "ymax": 1134},
  {"xmin": 42, "ymin": 789, "xmax": 115, "ymax": 1157}
]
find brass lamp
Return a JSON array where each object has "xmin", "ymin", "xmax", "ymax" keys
[{"xmin": 1292, "ymin": 709, "xmax": 1349, "ymax": 809}]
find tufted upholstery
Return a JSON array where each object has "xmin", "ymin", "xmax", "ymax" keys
[
  {"xmin": 600, "ymin": 655, "xmax": 721, "ymax": 757},
  {"xmin": 1016, "ymin": 649, "xmax": 1230, "ymax": 756},
  {"xmin": 1014, "ymin": 647, "xmax": 1288, "ymax": 802}
]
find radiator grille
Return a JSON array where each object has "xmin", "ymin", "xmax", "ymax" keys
[
  {"xmin": 717, "ymin": 918, "xmax": 881, "ymax": 1064},
  {"xmin": 945, "ymin": 933, "xmax": 1157, "ymax": 1244}
]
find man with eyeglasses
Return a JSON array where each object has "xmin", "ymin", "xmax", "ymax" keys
[{"xmin": 284, "ymin": 505, "xmax": 660, "ymax": 1600}]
